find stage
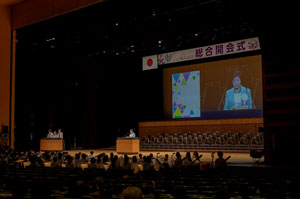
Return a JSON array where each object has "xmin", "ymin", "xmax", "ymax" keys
[{"xmin": 63, "ymin": 147, "xmax": 264, "ymax": 165}]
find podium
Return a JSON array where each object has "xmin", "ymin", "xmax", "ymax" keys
[
  {"xmin": 40, "ymin": 138, "xmax": 63, "ymax": 151},
  {"xmin": 116, "ymin": 137, "xmax": 139, "ymax": 154}
]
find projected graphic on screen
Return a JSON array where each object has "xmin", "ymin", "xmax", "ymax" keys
[{"xmin": 172, "ymin": 71, "xmax": 200, "ymax": 118}]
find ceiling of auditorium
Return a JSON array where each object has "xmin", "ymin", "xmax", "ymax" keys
[{"xmin": 16, "ymin": 0, "xmax": 263, "ymax": 58}]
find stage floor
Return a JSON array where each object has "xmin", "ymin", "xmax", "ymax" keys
[{"xmin": 63, "ymin": 148, "xmax": 264, "ymax": 165}]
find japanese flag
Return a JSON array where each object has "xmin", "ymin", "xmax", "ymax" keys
[{"xmin": 142, "ymin": 55, "xmax": 158, "ymax": 71}]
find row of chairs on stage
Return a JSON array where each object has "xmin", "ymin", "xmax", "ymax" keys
[{"xmin": 140, "ymin": 131, "xmax": 264, "ymax": 150}]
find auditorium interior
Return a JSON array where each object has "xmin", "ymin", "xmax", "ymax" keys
[{"xmin": 0, "ymin": 0, "xmax": 300, "ymax": 198}]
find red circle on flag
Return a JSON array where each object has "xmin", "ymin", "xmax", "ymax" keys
[{"xmin": 147, "ymin": 58, "xmax": 153, "ymax": 67}]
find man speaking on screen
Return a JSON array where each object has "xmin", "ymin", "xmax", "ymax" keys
[{"xmin": 224, "ymin": 70, "xmax": 252, "ymax": 110}]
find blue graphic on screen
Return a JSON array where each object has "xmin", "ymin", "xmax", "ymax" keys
[{"xmin": 172, "ymin": 71, "xmax": 200, "ymax": 118}]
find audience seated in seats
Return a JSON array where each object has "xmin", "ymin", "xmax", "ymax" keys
[
  {"xmin": 73, "ymin": 153, "xmax": 81, "ymax": 168},
  {"xmin": 2, "ymin": 146, "xmax": 300, "ymax": 199},
  {"xmin": 88, "ymin": 151, "xmax": 95, "ymax": 160},
  {"xmin": 88, "ymin": 157, "xmax": 97, "ymax": 168},
  {"xmin": 131, "ymin": 156, "xmax": 141, "ymax": 174},
  {"xmin": 192, "ymin": 151, "xmax": 202, "ymax": 168},
  {"xmin": 96, "ymin": 154, "xmax": 104, "ymax": 169},
  {"xmin": 111, "ymin": 155, "xmax": 120, "ymax": 169},
  {"xmin": 182, "ymin": 152, "xmax": 192, "ymax": 167},
  {"xmin": 102, "ymin": 155, "xmax": 110, "ymax": 171},
  {"xmin": 57, "ymin": 152, "xmax": 63, "ymax": 166},
  {"xmin": 138, "ymin": 153, "xmax": 144, "ymax": 164},
  {"xmin": 123, "ymin": 154, "xmax": 131, "ymax": 170},
  {"xmin": 215, "ymin": 151, "xmax": 231, "ymax": 169},
  {"xmin": 162, "ymin": 154, "xmax": 171, "ymax": 168},
  {"xmin": 143, "ymin": 156, "xmax": 152, "ymax": 171},
  {"xmin": 65, "ymin": 155, "xmax": 74, "ymax": 168},
  {"xmin": 174, "ymin": 152, "xmax": 182, "ymax": 168},
  {"xmin": 153, "ymin": 156, "xmax": 161, "ymax": 171},
  {"xmin": 110, "ymin": 152, "xmax": 114, "ymax": 161},
  {"xmin": 80, "ymin": 153, "xmax": 88, "ymax": 164},
  {"xmin": 122, "ymin": 186, "xmax": 143, "ymax": 199},
  {"xmin": 51, "ymin": 156, "xmax": 60, "ymax": 168}
]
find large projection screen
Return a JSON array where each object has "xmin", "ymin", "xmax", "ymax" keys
[{"xmin": 163, "ymin": 55, "xmax": 263, "ymax": 119}]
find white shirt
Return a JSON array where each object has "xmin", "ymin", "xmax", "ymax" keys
[
  {"xmin": 47, "ymin": 132, "xmax": 54, "ymax": 138},
  {"xmin": 58, "ymin": 132, "xmax": 63, "ymax": 139},
  {"xmin": 129, "ymin": 132, "xmax": 135, "ymax": 138}
]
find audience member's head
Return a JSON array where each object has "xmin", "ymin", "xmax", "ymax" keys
[
  {"xmin": 90, "ymin": 157, "xmax": 96, "ymax": 164},
  {"xmin": 122, "ymin": 186, "xmax": 143, "ymax": 199},
  {"xmin": 132, "ymin": 156, "xmax": 137, "ymax": 163},
  {"xmin": 217, "ymin": 151, "xmax": 223, "ymax": 158}
]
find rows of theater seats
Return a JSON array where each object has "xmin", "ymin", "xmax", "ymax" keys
[
  {"xmin": 141, "ymin": 131, "xmax": 264, "ymax": 150},
  {"xmin": 1, "ymin": 166, "xmax": 299, "ymax": 199}
]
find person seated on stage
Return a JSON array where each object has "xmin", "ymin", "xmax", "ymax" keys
[
  {"xmin": 58, "ymin": 128, "xmax": 63, "ymax": 139},
  {"xmin": 53, "ymin": 130, "xmax": 59, "ymax": 138},
  {"xmin": 47, "ymin": 129, "xmax": 54, "ymax": 138},
  {"xmin": 215, "ymin": 151, "xmax": 231, "ymax": 169},
  {"xmin": 128, "ymin": 129, "xmax": 136, "ymax": 138},
  {"xmin": 57, "ymin": 128, "xmax": 65, "ymax": 149}
]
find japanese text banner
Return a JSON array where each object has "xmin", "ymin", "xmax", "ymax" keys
[{"xmin": 158, "ymin": 37, "xmax": 260, "ymax": 65}]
